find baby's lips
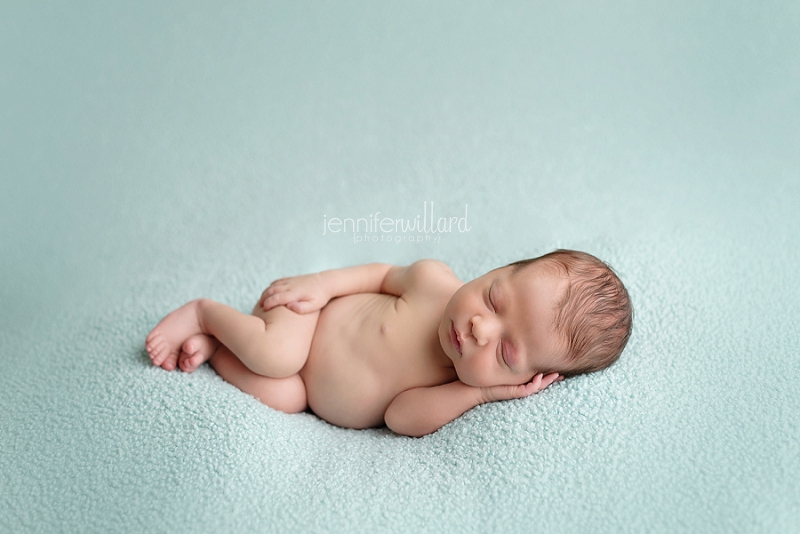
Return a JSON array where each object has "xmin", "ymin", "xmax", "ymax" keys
[{"xmin": 450, "ymin": 323, "xmax": 462, "ymax": 353}]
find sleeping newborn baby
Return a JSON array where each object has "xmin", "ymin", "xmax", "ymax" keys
[{"xmin": 145, "ymin": 249, "xmax": 632, "ymax": 437}]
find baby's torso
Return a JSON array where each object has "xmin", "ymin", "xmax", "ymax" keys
[{"xmin": 299, "ymin": 293, "xmax": 457, "ymax": 429}]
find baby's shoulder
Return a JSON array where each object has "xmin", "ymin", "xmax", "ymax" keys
[
  {"xmin": 408, "ymin": 259, "xmax": 458, "ymax": 281},
  {"xmin": 409, "ymin": 259, "xmax": 454, "ymax": 276},
  {"xmin": 402, "ymin": 260, "xmax": 461, "ymax": 296}
]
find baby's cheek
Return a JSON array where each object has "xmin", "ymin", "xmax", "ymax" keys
[{"xmin": 457, "ymin": 367, "xmax": 498, "ymax": 388}]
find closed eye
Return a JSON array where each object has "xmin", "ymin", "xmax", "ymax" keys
[
  {"xmin": 495, "ymin": 320, "xmax": 515, "ymax": 370},
  {"xmin": 488, "ymin": 286, "xmax": 509, "ymax": 366}
]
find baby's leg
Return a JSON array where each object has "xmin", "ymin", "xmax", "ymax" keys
[
  {"xmin": 146, "ymin": 299, "xmax": 319, "ymax": 377},
  {"xmin": 209, "ymin": 344, "xmax": 307, "ymax": 414}
]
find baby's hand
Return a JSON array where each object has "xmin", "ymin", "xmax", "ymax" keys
[
  {"xmin": 259, "ymin": 273, "xmax": 333, "ymax": 314},
  {"xmin": 479, "ymin": 373, "xmax": 563, "ymax": 404}
]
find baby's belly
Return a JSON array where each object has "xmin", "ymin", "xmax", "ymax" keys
[{"xmin": 299, "ymin": 293, "xmax": 406, "ymax": 429}]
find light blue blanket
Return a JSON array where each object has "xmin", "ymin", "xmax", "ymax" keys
[{"xmin": 2, "ymin": 2, "xmax": 798, "ymax": 532}]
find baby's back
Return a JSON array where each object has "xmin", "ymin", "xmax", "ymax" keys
[{"xmin": 299, "ymin": 291, "xmax": 457, "ymax": 429}]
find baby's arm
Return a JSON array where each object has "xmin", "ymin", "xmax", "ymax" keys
[
  {"xmin": 261, "ymin": 261, "xmax": 443, "ymax": 313},
  {"xmin": 384, "ymin": 373, "xmax": 561, "ymax": 437},
  {"xmin": 261, "ymin": 263, "xmax": 394, "ymax": 313}
]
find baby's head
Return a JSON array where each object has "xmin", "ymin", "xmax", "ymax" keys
[
  {"xmin": 506, "ymin": 249, "xmax": 633, "ymax": 378},
  {"xmin": 439, "ymin": 249, "xmax": 632, "ymax": 388}
]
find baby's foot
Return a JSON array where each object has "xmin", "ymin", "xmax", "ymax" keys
[
  {"xmin": 179, "ymin": 334, "xmax": 219, "ymax": 373},
  {"xmin": 146, "ymin": 300, "xmax": 205, "ymax": 371}
]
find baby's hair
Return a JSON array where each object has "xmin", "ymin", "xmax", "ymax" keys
[{"xmin": 507, "ymin": 249, "xmax": 633, "ymax": 377}]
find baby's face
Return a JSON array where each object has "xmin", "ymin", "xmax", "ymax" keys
[{"xmin": 438, "ymin": 262, "xmax": 570, "ymax": 388}]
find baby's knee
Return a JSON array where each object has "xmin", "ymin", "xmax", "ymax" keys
[{"xmin": 242, "ymin": 336, "xmax": 305, "ymax": 378}]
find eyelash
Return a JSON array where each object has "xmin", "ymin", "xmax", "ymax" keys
[{"xmin": 487, "ymin": 287, "xmax": 509, "ymax": 366}]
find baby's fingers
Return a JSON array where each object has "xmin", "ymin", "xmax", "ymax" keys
[
  {"xmin": 540, "ymin": 372, "xmax": 561, "ymax": 389},
  {"xmin": 524, "ymin": 373, "xmax": 561, "ymax": 394},
  {"xmin": 285, "ymin": 300, "xmax": 319, "ymax": 314},
  {"xmin": 262, "ymin": 290, "xmax": 297, "ymax": 310},
  {"xmin": 263, "ymin": 281, "xmax": 288, "ymax": 297},
  {"xmin": 518, "ymin": 377, "xmax": 551, "ymax": 398},
  {"xmin": 524, "ymin": 373, "xmax": 544, "ymax": 393},
  {"xmin": 260, "ymin": 284, "xmax": 283, "ymax": 306},
  {"xmin": 528, "ymin": 373, "xmax": 562, "ymax": 394}
]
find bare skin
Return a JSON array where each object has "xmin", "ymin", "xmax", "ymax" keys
[{"xmin": 146, "ymin": 261, "xmax": 567, "ymax": 436}]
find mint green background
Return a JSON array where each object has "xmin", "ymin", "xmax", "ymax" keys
[{"xmin": 2, "ymin": 2, "xmax": 798, "ymax": 533}]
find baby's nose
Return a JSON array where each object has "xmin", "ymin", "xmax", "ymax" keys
[{"xmin": 470, "ymin": 315, "xmax": 494, "ymax": 346}]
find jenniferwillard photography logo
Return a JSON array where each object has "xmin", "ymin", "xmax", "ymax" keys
[{"xmin": 322, "ymin": 202, "xmax": 471, "ymax": 244}]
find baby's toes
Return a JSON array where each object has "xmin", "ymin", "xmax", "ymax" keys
[
  {"xmin": 182, "ymin": 336, "xmax": 204, "ymax": 355},
  {"xmin": 145, "ymin": 329, "xmax": 162, "ymax": 348},
  {"xmin": 161, "ymin": 350, "xmax": 179, "ymax": 371},
  {"xmin": 146, "ymin": 331, "xmax": 166, "ymax": 355},
  {"xmin": 178, "ymin": 350, "xmax": 194, "ymax": 372},
  {"xmin": 183, "ymin": 334, "xmax": 217, "ymax": 359},
  {"xmin": 150, "ymin": 341, "xmax": 170, "ymax": 366},
  {"xmin": 178, "ymin": 351, "xmax": 201, "ymax": 373}
]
